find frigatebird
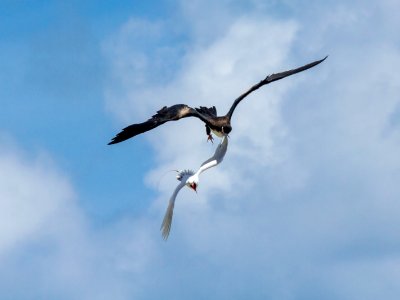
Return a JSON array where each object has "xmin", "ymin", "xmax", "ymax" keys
[
  {"xmin": 161, "ymin": 136, "xmax": 228, "ymax": 239},
  {"xmin": 108, "ymin": 56, "xmax": 327, "ymax": 145}
]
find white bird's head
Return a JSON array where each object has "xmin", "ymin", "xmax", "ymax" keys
[{"xmin": 176, "ymin": 170, "xmax": 198, "ymax": 192}]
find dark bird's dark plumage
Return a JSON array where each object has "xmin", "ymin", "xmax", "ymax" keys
[{"xmin": 108, "ymin": 56, "xmax": 327, "ymax": 145}]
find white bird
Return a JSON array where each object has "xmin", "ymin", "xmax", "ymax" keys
[{"xmin": 161, "ymin": 136, "xmax": 229, "ymax": 240}]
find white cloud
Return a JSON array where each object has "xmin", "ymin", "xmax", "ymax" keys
[
  {"xmin": 2, "ymin": 0, "xmax": 397, "ymax": 299},
  {"xmin": 104, "ymin": 0, "xmax": 400, "ymax": 298},
  {"xmin": 0, "ymin": 143, "xmax": 80, "ymax": 257},
  {"xmin": 0, "ymin": 138, "xmax": 162, "ymax": 299},
  {"xmin": 0, "ymin": 139, "xmax": 89, "ymax": 297}
]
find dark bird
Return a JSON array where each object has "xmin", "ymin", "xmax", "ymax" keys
[{"xmin": 108, "ymin": 56, "xmax": 327, "ymax": 145}]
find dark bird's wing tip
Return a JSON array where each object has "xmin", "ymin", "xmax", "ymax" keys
[
  {"xmin": 308, "ymin": 55, "xmax": 328, "ymax": 68},
  {"xmin": 107, "ymin": 135, "xmax": 128, "ymax": 145},
  {"xmin": 107, "ymin": 137, "xmax": 119, "ymax": 145},
  {"xmin": 313, "ymin": 55, "xmax": 328, "ymax": 65}
]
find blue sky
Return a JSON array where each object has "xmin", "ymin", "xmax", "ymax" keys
[{"xmin": 1, "ymin": 0, "xmax": 400, "ymax": 299}]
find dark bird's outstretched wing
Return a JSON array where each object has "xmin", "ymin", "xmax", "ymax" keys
[
  {"xmin": 108, "ymin": 104, "xmax": 210, "ymax": 145},
  {"xmin": 226, "ymin": 56, "xmax": 327, "ymax": 119},
  {"xmin": 195, "ymin": 106, "xmax": 217, "ymax": 118}
]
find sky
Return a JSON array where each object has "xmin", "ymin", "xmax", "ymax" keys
[{"xmin": 1, "ymin": 0, "xmax": 400, "ymax": 299}]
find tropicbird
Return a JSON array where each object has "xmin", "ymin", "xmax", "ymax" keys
[{"xmin": 161, "ymin": 136, "xmax": 228, "ymax": 239}]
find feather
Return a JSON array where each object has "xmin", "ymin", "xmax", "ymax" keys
[
  {"xmin": 161, "ymin": 198, "xmax": 176, "ymax": 240},
  {"xmin": 108, "ymin": 104, "xmax": 210, "ymax": 145},
  {"xmin": 160, "ymin": 180, "xmax": 186, "ymax": 240},
  {"xmin": 108, "ymin": 57, "xmax": 326, "ymax": 144},
  {"xmin": 160, "ymin": 137, "xmax": 229, "ymax": 240},
  {"xmin": 226, "ymin": 56, "xmax": 327, "ymax": 119}
]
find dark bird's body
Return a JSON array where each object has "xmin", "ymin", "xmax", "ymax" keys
[{"xmin": 108, "ymin": 56, "xmax": 327, "ymax": 145}]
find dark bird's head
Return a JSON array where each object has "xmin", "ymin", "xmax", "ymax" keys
[{"xmin": 222, "ymin": 125, "xmax": 232, "ymax": 135}]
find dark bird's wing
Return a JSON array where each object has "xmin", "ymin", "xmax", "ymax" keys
[
  {"xmin": 108, "ymin": 104, "xmax": 210, "ymax": 145},
  {"xmin": 226, "ymin": 56, "xmax": 327, "ymax": 119},
  {"xmin": 195, "ymin": 106, "xmax": 217, "ymax": 118}
]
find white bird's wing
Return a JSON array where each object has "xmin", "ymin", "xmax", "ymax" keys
[
  {"xmin": 197, "ymin": 136, "xmax": 228, "ymax": 175},
  {"xmin": 160, "ymin": 180, "xmax": 186, "ymax": 240}
]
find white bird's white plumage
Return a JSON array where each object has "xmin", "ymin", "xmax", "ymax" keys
[
  {"xmin": 186, "ymin": 135, "xmax": 228, "ymax": 187},
  {"xmin": 160, "ymin": 170, "xmax": 193, "ymax": 240},
  {"xmin": 160, "ymin": 136, "xmax": 229, "ymax": 240}
]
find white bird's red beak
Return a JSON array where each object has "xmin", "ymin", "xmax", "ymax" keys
[{"xmin": 189, "ymin": 182, "xmax": 197, "ymax": 193}]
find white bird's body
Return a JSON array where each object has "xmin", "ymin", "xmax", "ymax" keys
[
  {"xmin": 186, "ymin": 135, "xmax": 228, "ymax": 187},
  {"xmin": 161, "ymin": 136, "xmax": 229, "ymax": 239}
]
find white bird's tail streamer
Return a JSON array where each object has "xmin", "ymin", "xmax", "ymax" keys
[
  {"xmin": 160, "ymin": 178, "xmax": 188, "ymax": 240},
  {"xmin": 160, "ymin": 198, "xmax": 175, "ymax": 240}
]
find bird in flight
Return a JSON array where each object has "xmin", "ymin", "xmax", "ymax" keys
[
  {"xmin": 161, "ymin": 136, "xmax": 228, "ymax": 239},
  {"xmin": 108, "ymin": 56, "xmax": 327, "ymax": 145}
]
